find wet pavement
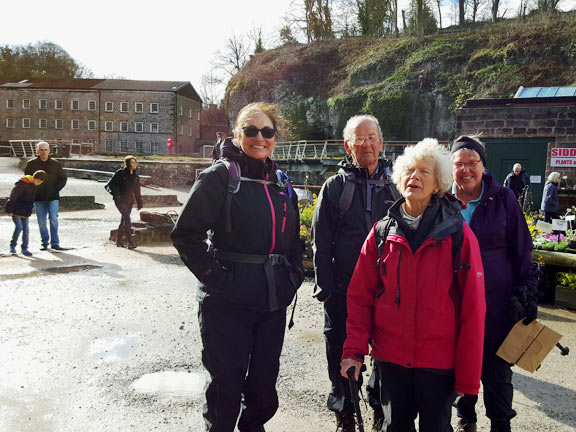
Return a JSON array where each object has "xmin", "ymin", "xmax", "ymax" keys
[{"xmin": 1, "ymin": 157, "xmax": 575, "ymax": 431}]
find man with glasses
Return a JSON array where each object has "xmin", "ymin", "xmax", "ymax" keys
[
  {"xmin": 24, "ymin": 141, "xmax": 67, "ymax": 251},
  {"xmin": 312, "ymin": 115, "xmax": 399, "ymax": 432}
]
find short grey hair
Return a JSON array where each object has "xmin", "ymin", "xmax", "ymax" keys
[
  {"xmin": 548, "ymin": 172, "xmax": 561, "ymax": 182},
  {"xmin": 36, "ymin": 141, "xmax": 49, "ymax": 150},
  {"xmin": 514, "ymin": 163, "xmax": 522, "ymax": 170},
  {"xmin": 392, "ymin": 138, "xmax": 453, "ymax": 196},
  {"xmin": 343, "ymin": 115, "xmax": 383, "ymax": 143}
]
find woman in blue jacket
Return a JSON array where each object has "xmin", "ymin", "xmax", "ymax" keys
[{"xmin": 541, "ymin": 172, "xmax": 560, "ymax": 223}]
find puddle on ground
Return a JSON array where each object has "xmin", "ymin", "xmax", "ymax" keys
[
  {"xmin": 43, "ymin": 264, "xmax": 102, "ymax": 274},
  {"xmin": 132, "ymin": 371, "xmax": 205, "ymax": 397},
  {"xmin": 1, "ymin": 264, "xmax": 103, "ymax": 280},
  {"xmin": 89, "ymin": 334, "xmax": 141, "ymax": 363}
]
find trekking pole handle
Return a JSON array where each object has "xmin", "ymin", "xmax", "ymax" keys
[{"xmin": 557, "ymin": 343, "xmax": 570, "ymax": 356}]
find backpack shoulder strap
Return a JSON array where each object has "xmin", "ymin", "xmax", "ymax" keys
[
  {"xmin": 218, "ymin": 158, "xmax": 242, "ymax": 232},
  {"xmin": 338, "ymin": 169, "xmax": 358, "ymax": 218},
  {"xmin": 375, "ymin": 217, "xmax": 395, "ymax": 275}
]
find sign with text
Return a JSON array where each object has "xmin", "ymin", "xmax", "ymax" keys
[
  {"xmin": 552, "ymin": 219, "xmax": 568, "ymax": 232},
  {"xmin": 551, "ymin": 148, "xmax": 576, "ymax": 166}
]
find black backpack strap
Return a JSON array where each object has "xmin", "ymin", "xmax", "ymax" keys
[
  {"xmin": 449, "ymin": 226, "xmax": 469, "ymax": 327},
  {"xmin": 218, "ymin": 159, "xmax": 241, "ymax": 233},
  {"xmin": 375, "ymin": 217, "xmax": 395, "ymax": 276},
  {"xmin": 338, "ymin": 169, "xmax": 357, "ymax": 218}
]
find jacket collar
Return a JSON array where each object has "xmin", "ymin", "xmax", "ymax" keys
[
  {"xmin": 221, "ymin": 137, "xmax": 276, "ymax": 180},
  {"xmin": 338, "ymin": 156, "xmax": 391, "ymax": 180}
]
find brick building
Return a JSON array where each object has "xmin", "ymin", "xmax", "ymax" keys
[
  {"xmin": 0, "ymin": 78, "xmax": 203, "ymax": 155},
  {"xmin": 457, "ymin": 86, "xmax": 576, "ymax": 206}
]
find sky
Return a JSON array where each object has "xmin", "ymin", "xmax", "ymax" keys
[{"xmin": 1, "ymin": 0, "xmax": 572, "ymax": 101}]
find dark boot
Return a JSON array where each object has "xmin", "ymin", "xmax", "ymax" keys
[
  {"xmin": 116, "ymin": 226, "xmax": 126, "ymax": 247},
  {"xmin": 490, "ymin": 420, "xmax": 511, "ymax": 432},
  {"xmin": 456, "ymin": 417, "xmax": 477, "ymax": 432},
  {"xmin": 335, "ymin": 412, "xmax": 356, "ymax": 432},
  {"xmin": 125, "ymin": 224, "xmax": 136, "ymax": 249}
]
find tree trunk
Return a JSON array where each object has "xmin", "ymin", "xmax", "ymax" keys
[{"xmin": 459, "ymin": 0, "xmax": 465, "ymax": 25}]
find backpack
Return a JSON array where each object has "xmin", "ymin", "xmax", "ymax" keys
[
  {"xmin": 374, "ymin": 216, "xmax": 469, "ymax": 322},
  {"xmin": 218, "ymin": 158, "xmax": 293, "ymax": 232},
  {"xmin": 337, "ymin": 167, "xmax": 401, "ymax": 232}
]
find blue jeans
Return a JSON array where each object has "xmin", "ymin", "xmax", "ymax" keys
[
  {"xmin": 11, "ymin": 216, "xmax": 30, "ymax": 251},
  {"xmin": 35, "ymin": 200, "xmax": 60, "ymax": 247}
]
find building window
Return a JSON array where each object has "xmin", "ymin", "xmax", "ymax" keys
[
  {"xmin": 22, "ymin": 99, "xmax": 30, "ymax": 109},
  {"xmin": 88, "ymin": 100, "xmax": 97, "ymax": 111},
  {"xmin": 22, "ymin": 118, "xmax": 31, "ymax": 128},
  {"xmin": 151, "ymin": 142, "xmax": 159, "ymax": 154},
  {"xmin": 71, "ymin": 100, "xmax": 80, "ymax": 110},
  {"xmin": 150, "ymin": 122, "xmax": 159, "ymax": 133},
  {"xmin": 134, "ymin": 102, "xmax": 143, "ymax": 113},
  {"xmin": 197, "ymin": 111, "xmax": 200, "ymax": 121},
  {"xmin": 189, "ymin": 108, "xmax": 192, "ymax": 118},
  {"xmin": 179, "ymin": 125, "xmax": 184, "ymax": 135},
  {"xmin": 55, "ymin": 138, "xmax": 63, "ymax": 144},
  {"xmin": 87, "ymin": 139, "xmax": 96, "ymax": 146},
  {"xmin": 105, "ymin": 102, "xmax": 114, "ymax": 112},
  {"xmin": 72, "ymin": 139, "xmax": 80, "ymax": 144},
  {"xmin": 71, "ymin": 119, "xmax": 80, "ymax": 130},
  {"xmin": 120, "ymin": 140, "xmax": 128, "ymax": 153},
  {"xmin": 105, "ymin": 121, "xmax": 114, "ymax": 131},
  {"xmin": 189, "ymin": 127, "xmax": 192, "ymax": 136},
  {"xmin": 150, "ymin": 103, "xmax": 159, "ymax": 113},
  {"xmin": 88, "ymin": 120, "xmax": 97, "ymax": 130},
  {"xmin": 105, "ymin": 139, "xmax": 114, "ymax": 152},
  {"xmin": 55, "ymin": 119, "xmax": 63, "ymax": 129},
  {"xmin": 6, "ymin": 99, "xmax": 14, "ymax": 109},
  {"xmin": 120, "ymin": 102, "xmax": 129, "ymax": 112},
  {"xmin": 179, "ymin": 106, "xmax": 183, "ymax": 116},
  {"xmin": 136, "ymin": 141, "xmax": 143, "ymax": 154},
  {"xmin": 38, "ymin": 99, "xmax": 47, "ymax": 110},
  {"xmin": 135, "ymin": 122, "xmax": 143, "ymax": 132},
  {"xmin": 55, "ymin": 99, "xmax": 63, "ymax": 110},
  {"xmin": 120, "ymin": 122, "xmax": 129, "ymax": 132},
  {"xmin": 5, "ymin": 118, "xmax": 14, "ymax": 128},
  {"xmin": 39, "ymin": 118, "xmax": 48, "ymax": 129}
]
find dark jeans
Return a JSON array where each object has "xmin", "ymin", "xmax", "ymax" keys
[
  {"xmin": 376, "ymin": 361, "xmax": 455, "ymax": 432},
  {"xmin": 324, "ymin": 292, "xmax": 362, "ymax": 415},
  {"xmin": 11, "ymin": 215, "xmax": 30, "ymax": 250},
  {"xmin": 199, "ymin": 297, "xmax": 287, "ymax": 432},
  {"xmin": 115, "ymin": 200, "xmax": 132, "ymax": 229},
  {"xmin": 544, "ymin": 211, "xmax": 558, "ymax": 223},
  {"xmin": 457, "ymin": 339, "xmax": 516, "ymax": 428}
]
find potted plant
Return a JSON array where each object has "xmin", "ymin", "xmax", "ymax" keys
[{"xmin": 555, "ymin": 271, "xmax": 576, "ymax": 310}]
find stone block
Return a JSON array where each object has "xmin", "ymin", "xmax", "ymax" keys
[
  {"xmin": 495, "ymin": 128, "xmax": 513, "ymax": 135},
  {"xmin": 557, "ymin": 119, "xmax": 575, "ymax": 127},
  {"xmin": 537, "ymin": 127, "xmax": 553, "ymax": 134},
  {"xmin": 506, "ymin": 120, "xmax": 530, "ymax": 128},
  {"xmin": 513, "ymin": 128, "xmax": 527, "ymax": 135},
  {"xmin": 485, "ymin": 120, "xmax": 505, "ymax": 128}
]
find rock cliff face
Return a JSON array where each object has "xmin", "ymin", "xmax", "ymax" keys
[{"xmin": 226, "ymin": 12, "xmax": 576, "ymax": 141}]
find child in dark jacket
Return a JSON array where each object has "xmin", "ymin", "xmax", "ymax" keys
[{"xmin": 5, "ymin": 170, "xmax": 47, "ymax": 256}]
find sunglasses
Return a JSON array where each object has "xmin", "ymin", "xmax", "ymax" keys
[{"xmin": 242, "ymin": 126, "xmax": 276, "ymax": 139}]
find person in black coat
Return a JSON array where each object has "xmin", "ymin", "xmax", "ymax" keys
[
  {"xmin": 106, "ymin": 156, "xmax": 143, "ymax": 249},
  {"xmin": 6, "ymin": 170, "xmax": 47, "ymax": 256},
  {"xmin": 24, "ymin": 141, "xmax": 67, "ymax": 250},
  {"xmin": 171, "ymin": 102, "xmax": 304, "ymax": 432}
]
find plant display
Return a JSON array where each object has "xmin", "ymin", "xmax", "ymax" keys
[{"xmin": 556, "ymin": 272, "xmax": 576, "ymax": 290}]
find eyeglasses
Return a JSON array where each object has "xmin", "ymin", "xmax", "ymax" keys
[
  {"xmin": 453, "ymin": 161, "xmax": 482, "ymax": 169},
  {"xmin": 351, "ymin": 135, "xmax": 380, "ymax": 146},
  {"xmin": 242, "ymin": 126, "xmax": 276, "ymax": 139}
]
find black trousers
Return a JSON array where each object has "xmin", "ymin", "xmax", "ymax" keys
[
  {"xmin": 199, "ymin": 297, "xmax": 287, "ymax": 432},
  {"xmin": 376, "ymin": 361, "xmax": 455, "ymax": 432},
  {"xmin": 457, "ymin": 339, "xmax": 516, "ymax": 428},
  {"xmin": 324, "ymin": 292, "xmax": 360, "ymax": 414}
]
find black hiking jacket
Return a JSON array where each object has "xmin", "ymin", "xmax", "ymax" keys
[
  {"xmin": 311, "ymin": 156, "xmax": 398, "ymax": 301},
  {"xmin": 24, "ymin": 157, "xmax": 67, "ymax": 202},
  {"xmin": 171, "ymin": 141, "xmax": 304, "ymax": 310}
]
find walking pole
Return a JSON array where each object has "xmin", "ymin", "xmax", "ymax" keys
[{"xmin": 346, "ymin": 367, "xmax": 365, "ymax": 432}]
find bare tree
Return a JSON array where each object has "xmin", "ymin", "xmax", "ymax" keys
[
  {"xmin": 214, "ymin": 34, "xmax": 251, "ymax": 78},
  {"xmin": 469, "ymin": 0, "xmax": 484, "ymax": 22},
  {"xmin": 303, "ymin": 0, "xmax": 334, "ymax": 41},
  {"xmin": 538, "ymin": 0, "xmax": 562, "ymax": 12},
  {"xmin": 491, "ymin": 0, "xmax": 500, "ymax": 21},
  {"xmin": 199, "ymin": 68, "xmax": 225, "ymax": 106},
  {"xmin": 435, "ymin": 0, "xmax": 443, "ymax": 29},
  {"xmin": 459, "ymin": 0, "xmax": 466, "ymax": 25},
  {"xmin": 417, "ymin": 0, "xmax": 425, "ymax": 42},
  {"xmin": 248, "ymin": 27, "xmax": 265, "ymax": 54}
]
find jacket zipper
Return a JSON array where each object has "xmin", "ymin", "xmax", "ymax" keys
[
  {"xmin": 395, "ymin": 250, "xmax": 402, "ymax": 309},
  {"xmin": 263, "ymin": 184, "xmax": 276, "ymax": 254},
  {"xmin": 281, "ymin": 201, "xmax": 287, "ymax": 233}
]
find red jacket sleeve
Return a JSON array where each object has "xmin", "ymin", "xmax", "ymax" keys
[
  {"xmin": 454, "ymin": 223, "xmax": 486, "ymax": 395},
  {"xmin": 342, "ymin": 223, "xmax": 380, "ymax": 363}
]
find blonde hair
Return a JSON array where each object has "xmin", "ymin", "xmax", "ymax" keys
[
  {"xmin": 234, "ymin": 102, "xmax": 283, "ymax": 136},
  {"xmin": 392, "ymin": 138, "xmax": 453, "ymax": 196},
  {"xmin": 124, "ymin": 155, "xmax": 137, "ymax": 168}
]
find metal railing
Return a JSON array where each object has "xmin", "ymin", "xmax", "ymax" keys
[{"xmin": 7, "ymin": 140, "xmax": 94, "ymax": 158}]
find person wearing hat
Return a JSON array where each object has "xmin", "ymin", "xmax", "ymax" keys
[{"xmin": 450, "ymin": 135, "xmax": 539, "ymax": 432}]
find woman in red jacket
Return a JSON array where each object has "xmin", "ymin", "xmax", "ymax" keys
[{"xmin": 341, "ymin": 138, "xmax": 486, "ymax": 432}]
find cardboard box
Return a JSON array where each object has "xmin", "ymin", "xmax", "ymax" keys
[{"xmin": 496, "ymin": 320, "xmax": 563, "ymax": 373}]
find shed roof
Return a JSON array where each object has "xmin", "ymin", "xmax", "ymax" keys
[{"xmin": 514, "ymin": 86, "xmax": 576, "ymax": 98}]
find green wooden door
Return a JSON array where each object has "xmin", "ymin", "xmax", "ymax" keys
[{"xmin": 483, "ymin": 138, "xmax": 550, "ymax": 211}]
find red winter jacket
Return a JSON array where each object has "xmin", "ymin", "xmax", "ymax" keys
[{"xmin": 342, "ymin": 195, "xmax": 486, "ymax": 395}]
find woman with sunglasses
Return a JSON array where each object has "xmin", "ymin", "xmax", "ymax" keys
[{"xmin": 171, "ymin": 102, "xmax": 304, "ymax": 432}]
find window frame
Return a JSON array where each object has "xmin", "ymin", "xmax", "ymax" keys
[
  {"xmin": 39, "ymin": 118, "xmax": 48, "ymax": 129},
  {"xmin": 120, "ymin": 102, "xmax": 129, "ymax": 113},
  {"xmin": 105, "ymin": 101, "xmax": 114, "ymax": 112},
  {"xmin": 71, "ymin": 119, "xmax": 80, "ymax": 130},
  {"xmin": 38, "ymin": 99, "xmax": 48, "ymax": 110},
  {"xmin": 149, "ymin": 103, "xmax": 159, "ymax": 113},
  {"xmin": 6, "ymin": 99, "xmax": 14, "ymax": 109},
  {"xmin": 71, "ymin": 99, "xmax": 80, "ymax": 111},
  {"xmin": 120, "ymin": 122, "xmax": 129, "ymax": 132},
  {"xmin": 22, "ymin": 99, "xmax": 30, "ymax": 109},
  {"xmin": 88, "ymin": 120, "xmax": 97, "ymax": 130},
  {"xmin": 105, "ymin": 121, "xmax": 114, "ymax": 132},
  {"xmin": 134, "ymin": 122, "xmax": 144, "ymax": 133},
  {"xmin": 134, "ymin": 102, "xmax": 144, "ymax": 113},
  {"xmin": 55, "ymin": 119, "xmax": 63, "ymax": 129},
  {"xmin": 5, "ymin": 118, "xmax": 14, "ymax": 128},
  {"xmin": 88, "ymin": 100, "xmax": 97, "ymax": 111},
  {"xmin": 150, "ymin": 122, "xmax": 159, "ymax": 133},
  {"xmin": 55, "ymin": 99, "xmax": 63, "ymax": 110}
]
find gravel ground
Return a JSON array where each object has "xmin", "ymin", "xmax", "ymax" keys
[{"xmin": 0, "ymin": 157, "xmax": 575, "ymax": 431}]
